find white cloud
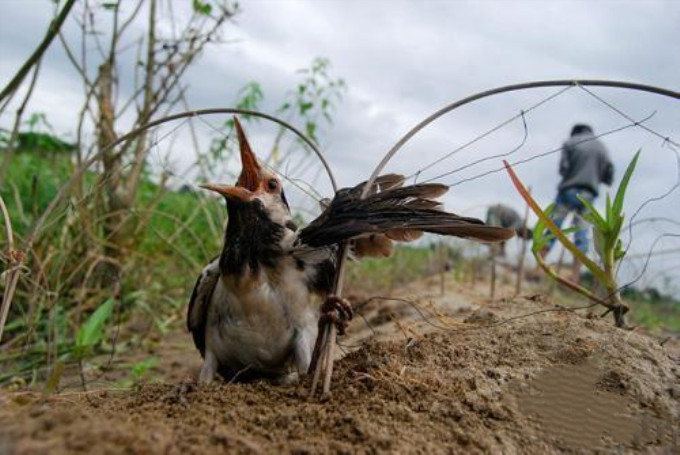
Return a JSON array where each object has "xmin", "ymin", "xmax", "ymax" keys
[{"xmin": 1, "ymin": 0, "xmax": 679, "ymax": 293}]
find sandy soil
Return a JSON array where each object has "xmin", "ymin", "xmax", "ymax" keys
[{"xmin": 1, "ymin": 274, "xmax": 679, "ymax": 454}]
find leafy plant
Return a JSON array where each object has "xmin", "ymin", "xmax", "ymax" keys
[
  {"xmin": 204, "ymin": 57, "xmax": 346, "ymax": 182},
  {"xmin": 129, "ymin": 357, "xmax": 157, "ymax": 384},
  {"xmin": 73, "ymin": 298, "xmax": 115, "ymax": 359},
  {"xmin": 278, "ymin": 57, "xmax": 347, "ymax": 146},
  {"xmin": 24, "ymin": 112, "xmax": 53, "ymax": 132},
  {"xmin": 504, "ymin": 150, "xmax": 641, "ymax": 328},
  {"xmin": 192, "ymin": 0, "xmax": 213, "ymax": 16}
]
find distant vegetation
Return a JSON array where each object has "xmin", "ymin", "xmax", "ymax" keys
[
  {"xmin": 2, "ymin": 144, "xmax": 678, "ymax": 386},
  {"xmin": 1, "ymin": 1, "xmax": 677, "ymax": 391}
]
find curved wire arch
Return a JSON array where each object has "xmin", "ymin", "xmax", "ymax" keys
[
  {"xmin": 25, "ymin": 108, "xmax": 337, "ymax": 246},
  {"xmin": 105, "ymin": 108, "xmax": 338, "ymax": 191},
  {"xmin": 361, "ymin": 79, "xmax": 680, "ymax": 197}
]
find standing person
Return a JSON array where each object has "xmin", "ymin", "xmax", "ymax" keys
[
  {"xmin": 486, "ymin": 204, "xmax": 532, "ymax": 257},
  {"xmin": 543, "ymin": 123, "xmax": 614, "ymax": 282}
]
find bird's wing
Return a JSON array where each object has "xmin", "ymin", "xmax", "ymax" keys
[
  {"xmin": 299, "ymin": 177, "xmax": 515, "ymax": 257},
  {"xmin": 187, "ymin": 257, "xmax": 220, "ymax": 357},
  {"xmin": 289, "ymin": 244, "xmax": 338, "ymax": 297}
]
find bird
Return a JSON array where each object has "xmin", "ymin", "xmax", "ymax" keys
[{"xmin": 187, "ymin": 117, "xmax": 515, "ymax": 384}]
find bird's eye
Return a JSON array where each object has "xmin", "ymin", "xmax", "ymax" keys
[{"xmin": 267, "ymin": 178, "xmax": 279, "ymax": 192}]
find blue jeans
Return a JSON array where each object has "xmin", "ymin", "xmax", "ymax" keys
[{"xmin": 546, "ymin": 187, "xmax": 595, "ymax": 254}]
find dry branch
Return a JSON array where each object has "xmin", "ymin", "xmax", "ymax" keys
[
  {"xmin": 0, "ymin": 194, "xmax": 24, "ymax": 344},
  {"xmin": 0, "ymin": 0, "xmax": 76, "ymax": 107},
  {"xmin": 515, "ymin": 187, "xmax": 531, "ymax": 295}
]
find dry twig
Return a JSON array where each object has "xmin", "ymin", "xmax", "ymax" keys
[{"xmin": 0, "ymin": 194, "xmax": 24, "ymax": 344}]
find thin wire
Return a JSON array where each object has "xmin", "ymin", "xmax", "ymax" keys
[
  {"xmin": 444, "ymin": 112, "xmax": 656, "ymax": 188},
  {"xmin": 624, "ymin": 246, "xmax": 680, "ymax": 260},
  {"xmin": 363, "ymin": 79, "xmax": 680, "ymax": 198},
  {"xmin": 576, "ymin": 86, "xmax": 680, "ymax": 279},
  {"xmin": 617, "ymin": 233, "xmax": 680, "ymax": 294},
  {"xmin": 627, "ymin": 217, "xmax": 680, "ymax": 229},
  {"xmin": 28, "ymin": 118, "xmax": 192, "ymax": 238},
  {"xmin": 348, "ymin": 295, "xmax": 598, "ymax": 335},
  {"xmin": 404, "ymin": 86, "xmax": 572, "ymax": 180},
  {"xmin": 196, "ymin": 116, "xmax": 324, "ymax": 203},
  {"xmin": 577, "ymin": 85, "xmax": 680, "ymax": 148},
  {"xmin": 623, "ymin": 141, "xmax": 680, "ymax": 246},
  {"xmin": 419, "ymin": 109, "xmax": 529, "ymax": 185},
  {"xmin": 262, "ymin": 161, "xmax": 324, "ymax": 202}
]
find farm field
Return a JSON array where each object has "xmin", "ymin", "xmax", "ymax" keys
[
  {"xmin": 2, "ymin": 272, "xmax": 679, "ymax": 454},
  {"xmin": 2, "ymin": 1, "xmax": 680, "ymax": 453}
]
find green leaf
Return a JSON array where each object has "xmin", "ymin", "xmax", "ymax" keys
[
  {"xmin": 192, "ymin": 0, "xmax": 212, "ymax": 15},
  {"xmin": 612, "ymin": 150, "xmax": 641, "ymax": 217},
  {"xmin": 609, "ymin": 214, "xmax": 624, "ymax": 240},
  {"xmin": 577, "ymin": 195, "xmax": 607, "ymax": 231},
  {"xmin": 306, "ymin": 122, "xmax": 317, "ymax": 143},
  {"xmin": 614, "ymin": 239, "xmax": 626, "ymax": 262},
  {"xmin": 592, "ymin": 227, "xmax": 607, "ymax": 262},
  {"xmin": 130, "ymin": 357, "xmax": 157, "ymax": 382},
  {"xmin": 532, "ymin": 221, "xmax": 581, "ymax": 253},
  {"xmin": 504, "ymin": 160, "xmax": 608, "ymax": 284},
  {"xmin": 236, "ymin": 81, "xmax": 264, "ymax": 112},
  {"xmin": 76, "ymin": 298, "xmax": 115, "ymax": 350},
  {"xmin": 299, "ymin": 101, "xmax": 313, "ymax": 114},
  {"xmin": 531, "ymin": 203, "xmax": 554, "ymax": 253}
]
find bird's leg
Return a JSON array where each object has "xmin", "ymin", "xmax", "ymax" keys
[
  {"xmin": 292, "ymin": 326, "xmax": 315, "ymax": 375},
  {"xmin": 198, "ymin": 350, "xmax": 218, "ymax": 384},
  {"xmin": 309, "ymin": 295, "xmax": 352, "ymax": 379},
  {"xmin": 319, "ymin": 294, "xmax": 353, "ymax": 336}
]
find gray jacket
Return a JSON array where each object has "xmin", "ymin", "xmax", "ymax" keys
[{"xmin": 558, "ymin": 132, "xmax": 614, "ymax": 196}]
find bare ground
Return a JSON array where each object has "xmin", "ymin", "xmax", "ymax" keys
[{"xmin": 1, "ymin": 274, "xmax": 679, "ymax": 454}]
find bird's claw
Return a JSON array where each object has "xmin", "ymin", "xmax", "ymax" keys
[{"xmin": 319, "ymin": 295, "xmax": 353, "ymax": 336}]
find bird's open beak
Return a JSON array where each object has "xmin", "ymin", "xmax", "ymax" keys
[
  {"xmin": 199, "ymin": 184, "xmax": 254, "ymax": 201},
  {"xmin": 234, "ymin": 117, "xmax": 262, "ymax": 192},
  {"xmin": 199, "ymin": 117, "xmax": 264, "ymax": 202}
]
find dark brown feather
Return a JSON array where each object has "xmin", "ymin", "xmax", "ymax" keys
[
  {"xmin": 350, "ymin": 173, "xmax": 406, "ymax": 197},
  {"xmin": 299, "ymin": 176, "xmax": 515, "ymax": 249},
  {"xmin": 187, "ymin": 259, "xmax": 220, "ymax": 357}
]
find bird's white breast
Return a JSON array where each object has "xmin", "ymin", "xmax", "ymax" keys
[{"xmin": 206, "ymin": 257, "xmax": 318, "ymax": 373}]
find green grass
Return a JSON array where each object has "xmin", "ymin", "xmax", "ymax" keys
[
  {"xmin": 627, "ymin": 297, "xmax": 680, "ymax": 334},
  {"xmin": 0, "ymin": 152, "xmax": 225, "ymax": 384},
  {"xmin": 1, "ymin": 153, "xmax": 678, "ymax": 387},
  {"xmin": 347, "ymin": 244, "xmax": 462, "ymax": 295}
]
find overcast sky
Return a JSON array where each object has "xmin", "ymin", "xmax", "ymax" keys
[{"xmin": 1, "ymin": 0, "xmax": 680, "ymax": 293}]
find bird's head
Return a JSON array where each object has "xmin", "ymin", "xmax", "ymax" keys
[{"xmin": 200, "ymin": 117, "xmax": 292, "ymax": 228}]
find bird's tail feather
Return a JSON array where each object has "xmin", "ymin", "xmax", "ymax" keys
[{"xmin": 299, "ymin": 175, "xmax": 516, "ymax": 256}]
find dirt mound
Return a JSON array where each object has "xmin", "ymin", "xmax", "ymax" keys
[{"xmin": 1, "ymin": 297, "xmax": 679, "ymax": 454}]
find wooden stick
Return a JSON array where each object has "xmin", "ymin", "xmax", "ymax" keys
[
  {"xmin": 490, "ymin": 247, "xmax": 497, "ymax": 300},
  {"xmin": 309, "ymin": 325, "xmax": 327, "ymax": 396},
  {"xmin": 440, "ymin": 268, "xmax": 445, "ymax": 296},
  {"xmin": 310, "ymin": 243, "xmax": 348, "ymax": 398},
  {"xmin": 471, "ymin": 247, "xmax": 479, "ymax": 284},
  {"xmin": 322, "ymin": 325, "xmax": 337, "ymax": 396},
  {"xmin": 321, "ymin": 244, "xmax": 348, "ymax": 397},
  {"xmin": 439, "ymin": 241, "xmax": 446, "ymax": 296},
  {"xmin": 550, "ymin": 245, "xmax": 566, "ymax": 295},
  {"xmin": 515, "ymin": 187, "xmax": 531, "ymax": 295},
  {"xmin": 0, "ymin": 194, "xmax": 23, "ymax": 344}
]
